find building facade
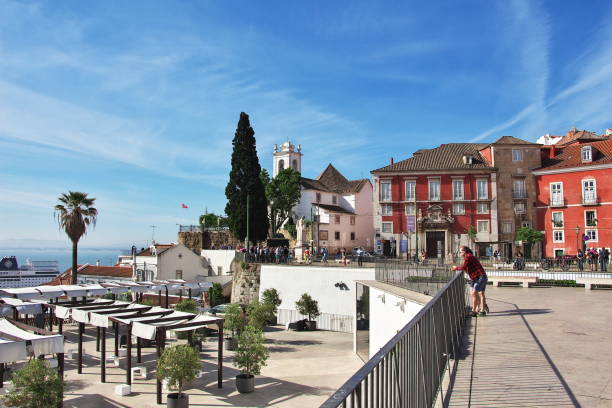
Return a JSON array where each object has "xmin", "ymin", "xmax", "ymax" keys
[
  {"xmin": 534, "ymin": 139, "xmax": 612, "ymax": 257},
  {"xmin": 371, "ymin": 143, "xmax": 497, "ymax": 260},
  {"xmin": 273, "ymin": 141, "xmax": 374, "ymax": 252}
]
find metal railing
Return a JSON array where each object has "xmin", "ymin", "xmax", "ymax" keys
[
  {"xmin": 549, "ymin": 197, "xmax": 566, "ymax": 207},
  {"xmin": 512, "ymin": 190, "xmax": 527, "ymax": 199},
  {"xmin": 320, "ymin": 271, "xmax": 467, "ymax": 408},
  {"xmin": 375, "ymin": 260, "xmax": 455, "ymax": 296},
  {"xmin": 582, "ymin": 194, "xmax": 598, "ymax": 205}
]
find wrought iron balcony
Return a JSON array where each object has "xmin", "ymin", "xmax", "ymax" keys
[
  {"xmin": 549, "ymin": 197, "xmax": 566, "ymax": 207},
  {"xmin": 582, "ymin": 194, "xmax": 599, "ymax": 205}
]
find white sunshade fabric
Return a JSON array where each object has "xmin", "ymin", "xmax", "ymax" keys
[
  {"xmin": 83, "ymin": 284, "xmax": 108, "ymax": 296},
  {"xmin": 0, "ymin": 318, "xmax": 63, "ymax": 356},
  {"xmin": 101, "ymin": 283, "xmax": 130, "ymax": 294},
  {"xmin": 33, "ymin": 286, "xmax": 64, "ymax": 299},
  {"xmin": 0, "ymin": 288, "xmax": 41, "ymax": 300},
  {"xmin": 0, "ymin": 298, "xmax": 43, "ymax": 315},
  {"xmin": 0, "ymin": 338, "xmax": 28, "ymax": 363},
  {"xmin": 131, "ymin": 310, "xmax": 196, "ymax": 340},
  {"xmin": 58, "ymin": 285, "xmax": 88, "ymax": 297},
  {"xmin": 172, "ymin": 314, "xmax": 219, "ymax": 332}
]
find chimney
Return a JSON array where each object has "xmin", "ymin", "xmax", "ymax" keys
[
  {"xmin": 606, "ymin": 128, "xmax": 612, "ymax": 136},
  {"xmin": 390, "ymin": 157, "xmax": 394, "ymax": 165},
  {"xmin": 550, "ymin": 145, "xmax": 556, "ymax": 158},
  {"xmin": 96, "ymin": 259, "xmax": 100, "ymax": 267}
]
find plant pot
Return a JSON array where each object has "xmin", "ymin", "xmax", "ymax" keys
[
  {"xmin": 305, "ymin": 320, "xmax": 317, "ymax": 331},
  {"xmin": 224, "ymin": 337, "xmax": 237, "ymax": 351},
  {"xmin": 166, "ymin": 392, "xmax": 188, "ymax": 408},
  {"xmin": 235, "ymin": 374, "xmax": 255, "ymax": 393},
  {"xmin": 267, "ymin": 316, "xmax": 278, "ymax": 326}
]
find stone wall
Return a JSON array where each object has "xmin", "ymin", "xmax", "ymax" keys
[
  {"xmin": 178, "ymin": 231, "xmax": 203, "ymax": 253},
  {"xmin": 230, "ymin": 261, "xmax": 261, "ymax": 305},
  {"xmin": 178, "ymin": 229, "xmax": 242, "ymax": 252}
]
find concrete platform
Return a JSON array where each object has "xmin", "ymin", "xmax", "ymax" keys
[
  {"xmin": 59, "ymin": 325, "xmax": 362, "ymax": 407},
  {"xmin": 446, "ymin": 286, "xmax": 612, "ymax": 407}
]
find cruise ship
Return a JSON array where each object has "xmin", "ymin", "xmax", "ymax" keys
[{"xmin": 0, "ymin": 256, "xmax": 60, "ymax": 288}]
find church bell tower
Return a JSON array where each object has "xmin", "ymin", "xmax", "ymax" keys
[{"xmin": 273, "ymin": 141, "xmax": 302, "ymax": 177}]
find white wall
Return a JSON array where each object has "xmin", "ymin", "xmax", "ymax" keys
[
  {"xmin": 368, "ymin": 287, "xmax": 425, "ymax": 357},
  {"xmin": 201, "ymin": 250, "xmax": 235, "ymax": 275},
  {"xmin": 259, "ymin": 265, "xmax": 375, "ymax": 331},
  {"xmin": 158, "ymin": 244, "xmax": 210, "ymax": 280}
]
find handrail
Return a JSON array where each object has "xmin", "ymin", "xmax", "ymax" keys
[{"xmin": 320, "ymin": 271, "xmax": 467, "ymax": 407}]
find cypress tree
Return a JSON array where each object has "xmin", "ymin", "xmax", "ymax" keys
[{"xmin": 225, "ymin": 112, "xmax": 269, "ymax": 243}]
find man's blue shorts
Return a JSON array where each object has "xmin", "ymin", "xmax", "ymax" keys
[{"xmin": 469, "ymin": 274, "xmax": 488, "ymax": 292}]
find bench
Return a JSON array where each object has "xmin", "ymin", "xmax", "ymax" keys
[
  {"xmin": 488, "ymin": 276, "xmax": 538, "ymax": 288},
  {"xmin": 131, "ymin": 366, "xmax": 147, "ymax": 379},
  {"xmin": 105, "ymin": 355, "xmax": 120, "ymax": 367},
  {"xmin": 575, "ymin": 278, "xmax": 612, "ymax": 290},
  {"xmin": 335, "ymin": 259, "xmax": 351, "ymax": 264},
  {"xmin": 66, "ymin": 348, "xmax": 78, "ymax": 359},
  {"xmin": 114, "ymin": 384, "xmax": 131, "ymax": 396}
]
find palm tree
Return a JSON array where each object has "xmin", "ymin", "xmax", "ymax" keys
[{"xmin": 54, "ymin": 191, "xmax": 98, "ymax": 284}]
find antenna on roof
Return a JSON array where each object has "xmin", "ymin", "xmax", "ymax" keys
[{"xmin": 149, "ymin": 225, "xmax": 156, "ymax": 245}]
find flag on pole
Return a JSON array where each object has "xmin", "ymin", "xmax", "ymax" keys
[{"xmin": 181, "ymin": 203, "xmax": 188, "ymax": 209}]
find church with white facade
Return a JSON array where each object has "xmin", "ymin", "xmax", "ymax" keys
[{"xmin": 272, "ymin": 141, "xmax": 374, "ymax": 253}]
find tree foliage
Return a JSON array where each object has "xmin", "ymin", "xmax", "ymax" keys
[
  {"xmin": 225, "ymin": 112, "xmax": 269, "ymax": 242},
  {"xmin": 54, "ymin": 191, "xmax": 97, "ymax": 284},
  {"xmin": 261, "ymin": 288, "xmax": 282, "ymax": 312},
  {"xmin": 199, "ymin": 212, "xmax": 229, "ymax": 229},
  {"xmin": 175, "ymin": 299, "xmax": 198, "ymax": 314},
  {"xmin": 516, "ymin": 226, "xmax": 544, "ymax": 244},
  {"xmin": 247, "ymin": 300, "xmax": 275, "ymax": 330},
  {"xmin": 295, "ymin": 293, "xmax": 321, "ymax": 321},
  {"xmin": 208, "ymin": 282, "xmax": 225, "ymax": 307},
  {"xmin": 2, "ymin": 359, "xmax": 63, "ymax": 408},
  {"xmin": 265, "ymin": 168, "xmax": 302, "ymax": 233},
  {"xmin": 156, "ymin": 345, "xmax": 200, "ymax": 398},
  {"xmin": 234, "ymin": 325, "xmax": 269, "ymax": 376},
  {"xmin": 223, "ymin": 303, "xmax": 246, "ymax": 339}
]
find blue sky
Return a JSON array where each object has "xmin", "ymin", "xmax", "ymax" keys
[{"xmin": 1, "ymin": 0, "xmax": 612, "ymax": 247}]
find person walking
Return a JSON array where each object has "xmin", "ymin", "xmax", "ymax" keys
[
  {"xmin": 357, "ymin": 247, "xmax": 364, "ymax": 267},
  {"xmin": 341, "ymin": 248, "xmax": 347, "ymax": 266},
  {"xmin": 322, "ymin": 247, "xmax": 328, "ymax": 264},
  {"xmin": 452, "ymin": 246, "xmax": 488, "ymax": 317},
  {"xmin": 599, "ymin": 248, "xmax": 607, "ymax": 272},
  {"xmin": 577, "ymin": 248, "xmax": 584, "ymax": 271}
]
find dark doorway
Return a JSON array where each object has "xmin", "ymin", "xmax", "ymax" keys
[
  {"xmin": 382, "ymin": 240, "xmax": 391, "ymax": 256},
  {"xmin": 524, "ymin": 243, "xmax": 532, "ymax": 259},
  {"xmin": 426, "ymin": 231, "xmax": 445, "ymax": 259}
]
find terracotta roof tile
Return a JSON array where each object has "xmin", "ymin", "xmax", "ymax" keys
[
  {"xmin": 300, "ymin": 164, "xmax": 369, "ymax": 194},
  {"xmin": 492, "ymin": 136, "xmax": 540, "ymax": 145},
  {"xmin": 372, "ymin": 143, "xmax": 494, "ymax": 172},
  {"xmin": 556, "ymin": 128, "xmax": 608, "ymax": 146},
  {"xmin": 137, "ymin": 244, "xmax": 174, "ymax": 256},
  {"xmin": 537, "ymin": 140, "xmax": 612, "ymax": 170}
]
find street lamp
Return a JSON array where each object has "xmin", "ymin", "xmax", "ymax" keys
[{"xmin": 574, "ymin": 226, "xmax": 580, "ymax": 255}]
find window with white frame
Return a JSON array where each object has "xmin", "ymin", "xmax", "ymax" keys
[
  {"xmin": 452, "ymin": 179, "xmax": 464, "ymax": 200},
  {"xmin": 405, "ymin": 203, "xmax": 416, "ymax": 215},
  {"xmin": 453, "ymin": 202, "xmax": 465, "ymax": 215},
  {"xmin": 581, "ymin": 146, "xmax": 592, "ymax": 162},
  {"xmin": 552, "ymin": 212, "xmax": 564, "ymax": 228},
  {"xmin": 405, "ymin": 181, "xmax": 416, "ymax": 201},
  {"xmin": 350, "ymin": 216, "xmax": 355, "ymax": 225},
  {"xmin": 582, "ymin": 179, "xmax": 596, "ymax": 203},
  {"xmin": 477, "ymin": 202, "xmax": 489, "ymax": 214},
  {"xmin": 512, "ymin": 149, "xmax": 523, "ymax": 161},
  {"xmin": 477, "ymin": 220, "xmax": 489, "ymax": 233},
  {"xmin": 585, "ymin": 229, "xmax": 598, "ymax": 242},
  {"xmin": 380, "ymin": 181, "xmax": 391, "ymax": 201},
  {"xmin": 332, "ymin": 195, "xmax": 338, "ymax": 205},
  {"xmin": 550, "ymin": 182, "xmax": 563, "ymax": 205},
  {"xmin": 335, "ymin": 215, "xmax": 341, "ymax": 224},
  {"xmin": 476, "ymin": 179, "xmax": 488, "ymax": 199},
  {"xmin": 553, "ymin": 230, "xmax": 564, "ymax": 243},
  {"xmin": 175, "ymin": 270, "xmax": 183, "ymax": 279},
  {"xmin": 381, "ymin": 204, "xmax": 392, "ymax": 216},
  {"xmin": 585, "ymin": 210, "xmax": 597, "ymax": 227},
  {"xmin": 513, "ymin": 178, "xmax": 526, "ymax": 198},
  {"xmin": 502, "ymin": 221, "xmax": 513, "ymax": 234},
  {"xmin": 428, "ymin": 179, "xmax": 440, "ymax": 201},
  {"xmin": 514, "ymin": 202, "xmax": 526, "ymax": 214},
  {"xmin": 382, "ymin": 222, "xmax": 393, "ymax": 233},
  {"xmin": 316, "ymin": 192, "xmax": 321, "ymax": 203}
]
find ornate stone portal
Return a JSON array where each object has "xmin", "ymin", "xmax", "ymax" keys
[{"xmin": 417, "ymin": 205, "xmax": 455, "ymax": 261}]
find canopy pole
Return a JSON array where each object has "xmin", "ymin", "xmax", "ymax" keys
[
  {"xmin": 188, "ymin": 288, "xmax": 192, "ymax": 299},
  {"xmin": 156, "ymin": 330, "xmax": 162, "ymax": 404},
  {"xmin": 0, "ymin": 362, "xmax": 4, "ymax": 388},
  {"xmin": 101, "ymin": 326, "xmax": 106, "ymax": 383},
  {"xmin": 217, "ymin": 320, "xmax": 223, "ymax": 388},
  {"xmin": 179, "ymin": 288, "xmax": 183, "ymax": 302},
  {"xmin": 126, "ymin": 325, "xmax": 132, "ymax": 386},
  {"xmin": 78, "ymin": 322, "xmax": 84, "ymax": 374},
  {"xmin": 48, "ymin": 307, "xmax": 53, "ymax": 332},
  {"xmin": 57, "ymin": 352, "xmax": 64, "ymax": 380},
  {"xmin": 158, "ymin": 290, "xmax": 161, "ymax": 306},
  {"xmin": 137, "ymin": 337, "xmax": 142, "ymax": 363},
  {"xmin": 96, "ymin": 327, "xmax": 100, "ymax": 352},
  {"xmin": 165, "ymin": 286, "xmax": 169, "ymax": 308},
  {"xmin": 114, "ymin": 322, "xmax": 119, "ymax": 357},
  {"xmin": 58, "ymin": 318, "xmax": 63, "ymax": 334}
]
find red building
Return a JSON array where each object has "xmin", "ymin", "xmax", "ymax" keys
[
  {"xmin": 534, "ymin": 138, "xmax": 612, "ymax": 257},
  {"xmin": 371, "ymin": 143, "xmax": 496, "ymax": 260}
]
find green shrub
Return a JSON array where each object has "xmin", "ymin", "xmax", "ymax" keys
[
  {"xmin": 247, "ymin": 300, "xmax": 275, "ymax": 330},
  {"xmin": 261, "ymin": 288, "xmax": 282, "ymax": 312},
  {"xmin": 208, "ymin": 283, "xmax": 224, "ymax": 307},
  {"xmin": 156, "ymin": 345, "xmax": 200, "ymax": 398},
  {"xmin": 224, "ymin": 303, "xmax": 246, "ymax": 339},
  {"xmin": 2, "ymin": 359, "xmax": 63, "ymax": 408},
  {"xmin": 234, "ymin": 325, "xmax": 269, "ymax": 376},
  {"xmin": 295, "ymin": 293, "xmax": 321, "ymax": 321},
  {"xmin": 175, "ymin": 299, "xmax": 198, "ymax": 314}
]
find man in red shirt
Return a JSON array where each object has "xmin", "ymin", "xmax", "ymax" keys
[{"xmin": 452, "ymin": 246, "xmax": 488, "ymax": 317}]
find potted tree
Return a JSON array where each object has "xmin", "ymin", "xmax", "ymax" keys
[
  {"xmin": 2, "ymin": 358, "xmax": 63, "ymax": 408},
  {"xmin": 247, "ymin": 300, "xmax": 275, "ymax": 330},
  {"xmin": 156, "ymin": 344, "xmax": 200, "ymax": 408},
  {"xmin": 261, "ymin": 288, "xmax": 282, "ymax": 325},
  {"xmin": 223, "ymin": 303, "xmax": 245, "ymax": 351},
  {"xmin": 234, "ymin": 325, "xmax": 269, "ymax": 393},
  {"xmin": 295, "ymin": 293, "xmax": 321, "ymax": 331}
]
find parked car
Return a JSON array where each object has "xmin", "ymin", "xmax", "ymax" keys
[{"xmin": 201, "ymin": 303, "xmax": 247, "ymax": 317}]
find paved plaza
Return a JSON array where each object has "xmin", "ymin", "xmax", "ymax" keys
[
  {"xmin": 59, "ymin": 326, "xmax": 361, "ymax": 407},
  {"xmin": 447, "ymin": 286, "xmax": 612, "ymax": 408}
]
